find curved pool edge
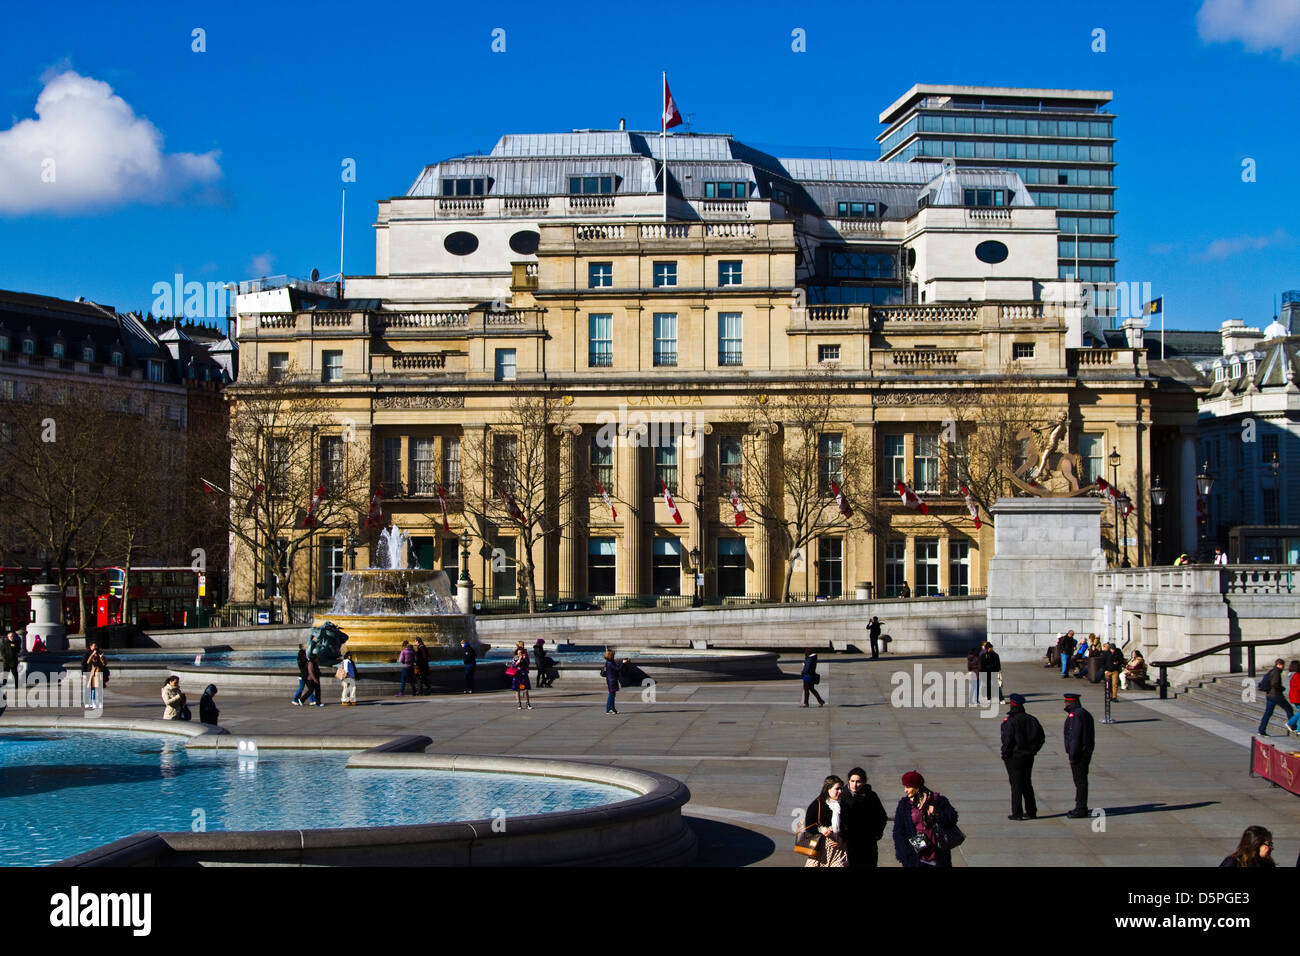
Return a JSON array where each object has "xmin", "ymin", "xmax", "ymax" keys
[
  {"xmin": 0, "ymin": 714, "xmax": 227, "ymax": 738},
  {"xmin": 19, "ymin": 727, "xmax": 695, "ymax": 868}
]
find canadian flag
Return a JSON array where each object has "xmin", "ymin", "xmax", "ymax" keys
[
  {"xmin": 595, "ymin": 477, "xmax": 618, "ymax": 520},
  {"xmin": 243, "ymin": 482, "xmax": 265, "ymax": 518},
  {"xmin": 960, "ymin": 484, "xmax": 982, "ymax": 530},
  {"xmin": 729, "ymin": 480, "xmax": 747, "ymax": 526},
  {"xmin": 830, "ymin": 481, "xmax": 853, "ymax": 518},
  {"xmin": 661, "ymin": 479, "xmax": 683, "ymax": 525},
  {"xmin": 364, "ymin": 484, "xmax": 385, "ymax": 528},
  {"xmin": 1096, "ymin": 478, "xmax": 1133, "ymax": 516},
  {"xmin": 300, "ymin": 484, "xmax": 326, "ymax": 528},
  {"xmin": 896, "ymin": 481, "xmax": 929, "ymax": 514},
  {"xmin": 663, "ymin": 75, "xmax": 683, "ymax": 130},
  {"xmin": 435, "ymin": 485, "xmax": 451, "ymax": 533},
  {"xmin": 502, "ymin": 490, "xmax": 524, "ymax": 522}
]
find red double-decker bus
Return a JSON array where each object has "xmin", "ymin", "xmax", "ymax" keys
[
  {"xmin": 0, "ymin": 567, "xmax": 79, "ymax": 633},
  {"xmin": 0, "ymin": 566, "xmax": 208, "ymax": 633}
]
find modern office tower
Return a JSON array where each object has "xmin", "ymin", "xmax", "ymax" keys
[{"xmin": 878, "ymin": 85, "xmax": 1117, "ymax": 318}]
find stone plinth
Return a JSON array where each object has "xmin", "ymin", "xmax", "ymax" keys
[
  {"xmin": 26, "ymin": 583, "xmax": 69, "ymax": 651},
  {"xmin": 986, "ymin": 497, "xmax": 1105, "ymax": 661}
]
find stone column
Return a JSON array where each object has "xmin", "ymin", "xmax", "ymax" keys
[
  {"xmin": 619, "ymin": 425, "xmax": 645, "ymax": 596},
  {"xmin": 555, "ymin": 424, "xmax": 582, "ymax": 598},
  {"xmin": 686, "ymin": 421, "xmax": 713, "ymax": 594}
]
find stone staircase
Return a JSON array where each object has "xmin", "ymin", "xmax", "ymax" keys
[{"xmin": 1176, "ymin": 674, "xmax": 1291, "ymax": 731}]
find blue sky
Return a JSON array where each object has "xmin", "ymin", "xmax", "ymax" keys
[{"xmin": 1, "ymin": 0, "xmax": 1297, "ymax": 332}]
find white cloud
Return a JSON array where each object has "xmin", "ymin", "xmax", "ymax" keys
[
  {"xmin": 0, "ymin": 70, "xmax": 221, "ymax": 214},
  {"xmin": 248, "ymin": 252, "xmax": 276, "ymax": 276},
  {"xmin": 1195, "ymin": 228, "xmax": 1289, "ymax": 260},
  {"xmin": 1197, "ymin": 0, "xmax": 1300, "ymax": 57}
]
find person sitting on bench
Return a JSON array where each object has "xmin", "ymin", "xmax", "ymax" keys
[{"xmin": 1121, "ymin": 648, "xmax": 1149, "ymax": 690}]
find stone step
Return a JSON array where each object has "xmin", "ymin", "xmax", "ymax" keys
[{"xmin": 1178, "ymin": 675, "xmax": 1295, "ymax": 728}]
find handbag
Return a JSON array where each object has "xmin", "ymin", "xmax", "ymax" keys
[
  {"xmin": 505, "ymin": 665, "xmax": 518, "ymax": 677},
  {"xmin": 794, "ymin": 814, "xmax": 823, "ymax": 858},
  {"xmin": 928, "ymin": 792, "xmax": 966, "ymax": 850},
  {"xmin": 335, "ymin": 664, "xmax": 347, "ymax": 680}
]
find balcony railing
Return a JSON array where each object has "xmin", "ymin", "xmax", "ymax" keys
[
  {"xmin": 568, "ymin": 196, "xmax": 616, "ymax": 212},
  {"xmin": 640, "ymin": 223, "xmax": 691, "ymax": 240},
  {"xmin": 391, "ymin": 353, "xmax": 448, "ymax": 370},
  {"xmin": 438, "ymin": 198, "xmax": 484, "ymax": 214},
  {"xmin": 588, "ymin": 351, "xmax": 613, "ymax": 368},
  {"xmin": 371, "ymin": 311, "xmax": 469, "ymax": 331},
  {"xmin": 890, "ymin": 348, "xmax": 958, "ymax": 367},
  {"xmin": 653, "ymin": 350, "xmax": 677, "ymax": 367},
  {"xmin": 718, "ymin": 350, "xmax": 744, "ymax": 366}
]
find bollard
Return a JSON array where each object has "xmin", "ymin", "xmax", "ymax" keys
[
  {"xmin": 1101, "ymin": 670, "xmax": 1115, "ymax": 724},
  {"xmin": 1158, "ymin": 665, "xmax": 1168, "ymax": 700}
]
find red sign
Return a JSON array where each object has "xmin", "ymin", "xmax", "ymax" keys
[{"xmin": 1252, "ymin": 738, "xmax": 1300, "ymax": 796}]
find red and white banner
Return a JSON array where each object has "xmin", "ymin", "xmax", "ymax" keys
[
  {"xmin": 1095, "ymin": 478, "xmax": 1133, "ymax": 516},
  {"xmin": 595, "ymin": 477, "xmax": 618, "ymax": 520},
  {"xmin": 300, "ymin": 484, "xmax": 326, "ymax": 528},
  {"xmin": 661, "ymin": 479, "xmax": 683, "ymax": 525},
  {"xmin": 960, "ymin": 484, "xmax": 982, "ymax": 529},
  {"xmin": 663, "ymin": 75, "xmax": 683, "ymax": 130},
  {"xmin": 729, "ymin": 480, "xmax": 747, "ymax": 526},
  {"xmin": 830, "ymin": 481, "xmax": 853, "ymax": 518},
  {"xmin": 502, "ymin": 490, "xmax": 524, "ymax": 522},
  {"xmin": 365, "ymin": 484, "xmax": 386, "ymax": 528},
  {"xmin": 896, "ymin": 481, "xmax": 929, "ymax": 514},
  {"xmin": 435, "ymin": 485, "xmax": 451, "ymax": 533}
]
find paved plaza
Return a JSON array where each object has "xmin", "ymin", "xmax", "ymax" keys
[{"xmin": 32, "ymin": 653, "xmax": 1300, "ymax": 867}]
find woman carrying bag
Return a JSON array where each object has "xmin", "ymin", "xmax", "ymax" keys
[
  {"xmin": 797, "ymin": 775, "xmax": 848, "ymax": 867},
  {"xmin": 892, "ymin": 771, "xmax": 962, "ymax": 868},
  {"xmin": 800, "ymin": 648, "xmax": 825, "ymax": 708}
]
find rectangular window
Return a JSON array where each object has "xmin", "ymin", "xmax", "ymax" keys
[
  {"xmin": 148, "ymin": 361, "xmax": 164, "ymax": 383},
  {"xmin": 915, "ymin": 435, "xmax": 939, "ymax": 494},
  {"xmin": 884, "ymin": 539, "xmax": 906, "ymax": 597},
  {"xmin": 718, "ymin": 261, "xmax": 743, "ymax": 286},
  {"xmin": 948, "ymin": 539, "xmax": 970, "ymax": 596},
  {"xmin": 321, "ymin": 537, "xmax": 344, "ymax": 598},
  {"xmin": 835, "ymin": 201, "xmax": 876, "ymax": 218},
  {"xmin": 492, "ymin": 538, "xmax": 517, "ymax": 598},
  {"xmin": 720, "ymin": 436, "xmax": 744, "ymax": 493},
  {"xmin": 817, "ymin": 538, "xmax": 843, "ymax": 598},
  {"xmin": 382, "ymin": 437, "xmax": 402, "ymax": 494},
  {"xmin": 442, "ymin": 178, "xmax": 486, "ymax": 196},
  {"xmin": 1263, "ymin": 488, "xmax": 1280, "ymax": 525},
  {"xmin": 493, "ymin": 434, "xmax": 519, "ymax": 494},
  {"xmin": 321, "ymin": 436, "xmax": 344, "ymax": 494},
  {"xmin": 52, "ymin": 343, "xmax": 65, "ymax": 359},
  {"xmin": 0, "ymin": 380, "xmax": 14, "ymax": 401},
  {"xmin": 588, "ymin": 262, "xmax": 613, "ymax": 288},
  {"xmin": 21, "ymin": 339, "xmax": 34, "ymax": 355},
  {"xmin": 82, "ymin": 347, "xmax": 95, "ymax": 363},
  {"xmin": 265, "ymin": 539, "xmax": 289, "ymax": 599},
  {"xmin": 1262, "ymin": 433, "xmax": 1279, "ymax": 464},
  {"xmin": 818, "ymin": 433, "xmax": 843, "ymax": 495},
  {"xmin": 717, "ymin": 538, "xmax": 746, "ymax": 598},
  {"xmin": 268, "ymin": 353, "xmax": 289, "ymax": 381},
  {"xmin": 885, "ymin": 435, "xmax": 906, "ymax": 486},
  {"xmin": 718, "ymin": 312, "xmax": 742, "ymax": 366},
  {"xmin": 1012, "ymin": 342, "xmax": 1035, "ymax": 360},
  {"xmin": 588, "ymin": 538, "xmax": 616, "ymax": 595},
  {"xmin": 494, "ymin": 348, "xmax": 516, "ymax": 381},
  {"xmin": 569, "ymin": 176, "xmax": 614, "ymax": 195},
  {"xmin": 818, "ymin": 344, "xmax": 841, "ymax": 363},
  {"xmin": 411, "ymin": 438, "xmax": 437, "ymax": 495},
  {"xmin": 1079, "ymin": 433, "xmax": 1104, "ymax": 486},
  {"xmin": 590, "ymin": 436, "xmax": 613, "ymax": 495},
  {"xmin": 441, "ymin": 539, "xmax": 460, "ymax": 581},
  {"xmin": 653, "ymin": 262, "xmax": 677, "ymax": 287},
  {"xmin": 915, "ymin": 538, "xmax": 940, "ymax": 596},
  {"xmin": 654, "ymin": 433, "xmax": 678, "ymax": 494},
  {"xmin": 946, "ymin": 433, "xmax": 970, "ymax": 494},
  {"xmin": 268, "ymin": 437, "xmax": 291, "ymax": 496},
  {"xmin": 442, "ymin": 437, "xmax": 461, "ymax": 497},
  {"xmin": 0, "ymin": 335, "xmax": 9, "ymax": 353},
  {"xmin": 653, "ymin": 313, "xmax": 677, "ymax": 367},
  {"xmin": 322, "ymin": 350, "xmax": 343, "ymax": 382},
  {"xmin": 652, "ymin": 538, "xmax": 681, "ymax": 596},
  {"xmin": 588, "ymin": 313, "xmax": 613, "ymax": 367}
]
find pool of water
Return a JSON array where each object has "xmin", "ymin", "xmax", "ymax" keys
[
  {"xmin": 106, "ymin": 648, "xmax": 702, "ymax": 669},
  {"xmin": 0, "ymin": 731, "xmax": 635, "ymax": 866}
]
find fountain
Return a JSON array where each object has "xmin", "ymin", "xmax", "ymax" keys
[{"xmin": 314, "ymin": 525, "xmax": 484, "ymax": 662}]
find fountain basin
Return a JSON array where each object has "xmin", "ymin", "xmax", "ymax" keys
[{"xmin": 318, "ymin": 613, "xmax": 476, "ymax": 663}]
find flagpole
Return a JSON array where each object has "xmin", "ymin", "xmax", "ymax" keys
[
  {"xmin": 1161, "ymin": 296, "xmax": 1166, "ymax": 361},
  {"xmin": 662, "ymin": 71, "xmax": 668, "ymax": 222}
]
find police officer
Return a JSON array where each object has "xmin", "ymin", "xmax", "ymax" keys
[
  {"xmin": 1000, "ymin": 693, "xmax": 1045, "ymax": 820},
  {"xmin": 1064, "ymin": 691, "xmax": 1096, "ymax": 818}
]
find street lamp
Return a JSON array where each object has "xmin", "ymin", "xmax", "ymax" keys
[
  {"xmin": 459, "ymin": 530, "xmax": 472, "ymax": 584},
  {"xmin": 693, "ymin": 469, "xmax": 705, "ymax": 607},
  {"xmin": 345, "ymin": 531, "xmax": 358, "ymax": 571},
  {"xmin": 689, "ymin": 545, "xmax": 702, "ymax": 607},
  {"xmin": 1150, "ymin": 477, "xmax": 1166, "ymax": 565},
  {"xmin": 1117, "ymin": 493, "xmax": 1132, "ymax": 567},
  {"xmin": 1108, "ymin": 447, "xmax": 1122, "ymax": 566},
  {"xmin": 1196, "ymin": 461, "xmax": 1215, "ymax": 561}
]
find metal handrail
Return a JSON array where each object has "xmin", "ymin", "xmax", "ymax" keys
[{"xmin": 1152, "ymin": 630, "xmax": 1300, "ymax": 700}]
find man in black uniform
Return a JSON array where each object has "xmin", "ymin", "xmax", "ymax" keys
[
  {"xmin": 840, "ymin": 766, "xmax": 889, "ymax": 866},
  {"xmin": 1000, "ymin": 693, "xmax": 1045, "ymax": 820},
  {"xmin": 1064, "ymin": 691, "xmax": 1096, "ymax": 818},
  {"xmin": 866, "ymin": 617, "xmax": 883, "ymax": 659}
]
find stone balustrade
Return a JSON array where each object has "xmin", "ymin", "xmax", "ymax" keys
[
  {"xmin": 890, "ymin": 348, "xmax": 959, "ymax": 367},
  {"xmin": 437, "ymin": 198, "xmax": 485, "ymax": 215},
  {"xmin": 372, "ymin": 311, "xmax": 470, "ymax": 330},
  {"xmin": 391, "ymin": 353, "xmax": 448, "ymax": 370}
]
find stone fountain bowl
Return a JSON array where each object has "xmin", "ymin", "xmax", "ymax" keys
[{"xmin": 320, "ymin": 568, "xmax": 482, "ymax": 663}]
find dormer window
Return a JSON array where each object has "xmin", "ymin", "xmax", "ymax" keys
[
  {"xmin": 704, "ymin": 181, "xmax": 748, "ymax": 199},
  {"xmin": 1248, "ymin": 359, "xmax": 1257, "ymax": 376},
  {"xmin": 836, "ymin": 201, "xmax": 877, "ymax": 218},
  {"xmin": 21, "ymin": 339, "xmax": 34, "ymax": 355},
  {"xmin": 0, "ymin": 334, "xmax": 9, "ymax": 353},
  {"xmin": 52, "ymin": 343, "xmax": 65, "ymax": 359},
  {"xmin": 963, "ymin": 188, "xmax": 1008, "ymax": 207},
  {"xmin": 82, "ymin": 347, "xmax": 95, "ymax": 363},
  {"xmin": 1231, "ymin": 360, "xmax": 1241, "ymax": 379},
  {"xmin": 569, "ymin": 176, "xmax": 614, "ymax": 195},
  {"xmin": 1214, "ymin": 365, "xmax": 1225, "ymax": 382},
  {"xmin": 111, "ymin": 351, "xmax": 124, "ymax": 367},
  {"xmin": 440, "ymin": 177, "xmax": 487, "ymax": 197}
]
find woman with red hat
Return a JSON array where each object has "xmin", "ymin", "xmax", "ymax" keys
[{"xmin": 892, "ymin": 771, "xmax": 960, "ymax": 867}]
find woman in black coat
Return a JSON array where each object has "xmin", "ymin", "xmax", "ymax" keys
[
  {"xmin": 892, "ymin": 771, "xmax": 959, "ymax": 867},
  {"xmin": 841, "ymin": 767, "xmax": 889, "ymax": 867},
  {"xmin": 199, "ymin": 684, "xmax": 220, "ymax": 725},
  {"xmin": 800, "ymin": 649, "xmax": 825, "ymax": 707},
  {"xmin": 802, "ymin": 775, "xmax": 847, "ymax": 867}
]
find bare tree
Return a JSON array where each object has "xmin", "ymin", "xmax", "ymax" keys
[
  {"xmin": 460, "ymin": 392, "xmax": 579, "ymax": 613},
  {"xmin": 199, "ymin": 367, "xmax": 371, "ymax": 621},
  {"xmin": 729, "ymin": 373, "xmax": 884, "ymax": 601}
]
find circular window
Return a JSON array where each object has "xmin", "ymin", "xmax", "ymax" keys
[
  {"xmin": 975, "ymin": 240, "xmax": 1008, "ymax": 264},
  {"xmin": 443, "ymin": 231, "xmax": 479, "ymax": 256},
  {"xmin": 509, "ymin": 230, "xmax": 540, "ymax": 256}
]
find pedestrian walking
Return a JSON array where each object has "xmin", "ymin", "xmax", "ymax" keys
[
  {"xmin": 302, "ymin": 653, "xmax": 323, "ymax": 707},
  {"xmin": 292, "ymin": 645, "xmax": 309, "ymax": 705},
  {"xmin": 866, "ymin": 616, "xmax": 884, "ymax": 659},
  {"xmin": 161, "ymin": 676, "xmax": 187, "ymax": 720},
  {"xmin": 461, "ymin": 639, "xmax": 477, "ymax": 694},
  {"xmin": 1001, "ymin": 693, "xmax": 1045, "ymax": 820},
  {"xmin": 892, "ymin": 771, "xmax": 959, "ymax": 868},
  {"xmin": 1283, "ymin": 662, "xmax": 1300, "ymax": 735},
  {"xmin": 83, "ymin": 642, "xmax": 107, "ymax": 709},
  {"xmin": 966, "ymin": 647, "xmax": 982, "ymax": 706},
  {"xmin": 199, "ymin": 684, "xmax": 220, "ymax": 724},
  {"xmin": 1063, "ymin": 692, "xmax": 1095, "ymax": 818},
  {"xmin": 1102, "ymin": 642, "xmax": 1124, "ymax": 701},
  {"xmin": 1, "ymin": 631, "xmax": 18, "ymax": 686},
  {"xmin": 800, "ymin": 648, "xmax": 825, "ymax": 708},
  {"xmin": 397, "ymin": 640, "xmax": 416, "ymax": 697},
  {"xmin": 802, "ymin": 775, "xmax": 848, "ymax": 867},
  {"xmin": 602, "ymin": 648, "xmax": 627, "ymax": 714},
  {"xmin": 981, "ymin": 641, "xmax": 1003, "ymax": 702},
  {"xmin": 841, "ymin": 767, "xmax": 888, "ymax": 867},
  {"xmin": 1056, "ymin": 630, "xmax": 1077, "ymax": 677},
  {"xmin": 338, "ymin": 652, "xmax": 358, "ymax": 705},
  {"xmin": 414, "ymin": 637, "xmax": 432, "ymax": 695},
  {"xmin": 1257, "ymin": 658, "xmax": 1294, "ymax": 736},
  {"xmin": 1219, "ymin": 826, "xmax": 1276, "ymax": 867},
  {"xmin": 510, "ymin": 641, "xmax": 532, "ymax": 710}
]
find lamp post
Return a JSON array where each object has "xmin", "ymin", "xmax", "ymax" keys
[
  {"xmin": 345, "ymin": 531, "xmax": 358, "ymax": 571},
  {"xmin": 693, "ymin": 469, "xmax": 705, "ymax": 607},
  {"xmin": 1108, "ymin": 447, "xmax": 1122, "ymax": 567},
  {"xmin": 1196, "ymin": 461, "xmax": 1215, "ymax": 561},
  {"xmin": 459, "ymin": 530, "xmax": 472, "ymax": 584},
  {"xmin": 1150, "ymin": 478, "xmax": 1166, "ymax": 566},
  {"xmin": 1118, "ymin": 493, "xmax": 1132, "ymax": 567},
  {"xmin": 689, "ymin": 545, "xmax": 702, "ymax": 607}
]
